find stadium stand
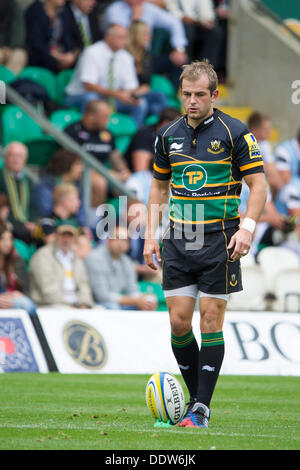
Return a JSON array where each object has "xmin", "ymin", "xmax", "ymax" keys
[{"xmin": 0, "ymin": 0, "xmax": 300, "ymax": 315}]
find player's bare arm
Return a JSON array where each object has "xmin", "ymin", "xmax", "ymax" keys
[
  {"xmin": 228, "ymin": 173, "xmax": 268, "ymax": 261},
  {"xmin": 143, "ymin": 178, "xmax": 170, "ymax": 270}
]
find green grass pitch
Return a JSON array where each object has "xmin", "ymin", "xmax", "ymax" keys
[{"xmin": 0, "ymin": 373, "xmax": 299, "ymax": 450}]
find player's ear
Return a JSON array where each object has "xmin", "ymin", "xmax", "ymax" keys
[{"xmin": 211, "ymin": 88, "xmax": 219, "ymax": 103}]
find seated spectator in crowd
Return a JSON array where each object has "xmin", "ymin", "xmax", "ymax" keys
[
  {"xmin": 0, "ymin": 142, "xmax": 37, "ymax": 245},
  {"xmin": 274, "ymin": 127, "xmax": 300, "ymax": 186},
  {"xmin": 0, "ymin": 223, "xmax": 36, "ymax": 315},
  {"xmin": 61, "ymin": 0, "xmax": 102, "ymax": 52},
  {"xmin": 0, "ymin": 0, "xmax": 27, "ymax": 75},
  {"xmin": 248, "ymin": 111, "xmax": 283, "ymax": 196},
  {"xmin": 34, "ymin": 149, "xmax": 89, "ymax": 232},
  {"xmin": 213, "ymin": 0, "xmax": 230, "ymax": 80},
  {"xmin": 165, "ymin": 0, "xmax": 223, "ymax": 70},
  {"xmin": 126, "ymin": 21, "xmax": 168, "ymax": 117},
  {"xmin": 29, "ymin": 223, "xmax": 93, "ymax": 307},
  {"xmin": 65, "ymin": 24, "xmax": 150, "ymax": 126},
  {"xmin": 85, "ymin": 225, "xmax": 157, "ymax": 309},
  {"xmin": 125, "ymin": 106, "xmax": 182, "ymax": 171},
  {"xmin": 102, "ymin": 0, "xmax": 188, "ymax": 90},
  {"xmin": 64, "ymin": 100, "xmax": 131, "ymax": 207},
  {"xmin": 0, "ymin": 194, "xmax": 11, "ymax": 230},
  {"xmin": 37, "ymin": 183, "xmax": 84, "ymax": 244},
  {"xmin": 25, "ymin": 0, "xmax": 79, "ymax": 73}
]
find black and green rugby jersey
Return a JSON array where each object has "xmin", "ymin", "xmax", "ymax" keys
[{"xmin": 153, "ymin": 108, "xmax": 264, "ymax": 232}]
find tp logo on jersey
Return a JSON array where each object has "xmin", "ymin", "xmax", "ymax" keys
[{"xmin": 182, "ymin": 164, "xmax": 207, "ymax": 191}]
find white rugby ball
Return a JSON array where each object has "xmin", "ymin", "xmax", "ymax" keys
[{"xmin": 145, "ymin": 372, "xmax": 185, "ymax": 424}]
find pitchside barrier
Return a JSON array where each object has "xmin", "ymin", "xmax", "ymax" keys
[{"xmin": 0, "ymin": 308, "xmax": 299, "ymax": 375}]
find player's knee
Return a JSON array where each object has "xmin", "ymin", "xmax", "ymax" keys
[
  {"xmin": 200, "ymin": 308, "xmax": 223, "ymax": 333},
  {"xmin": 169, "ymin": 313, "xmax": 192, "ymax": 337}
]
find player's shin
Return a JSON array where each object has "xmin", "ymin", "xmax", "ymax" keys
[
  {"xmin": 196, "ymin": 331, "xmax": 225, "ymax": 407},
  {"xmin": 171, "ymin": 330, "xmax": 199, "ymax": 401}
]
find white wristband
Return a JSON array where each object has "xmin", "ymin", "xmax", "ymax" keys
[{"xmin": 241, "ymin": 217, "xmax": 256, "ymax": 234}]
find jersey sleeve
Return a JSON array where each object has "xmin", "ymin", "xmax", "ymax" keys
[
  {"xmin": 153, "ymin": 134, "xmax": 172, "ymax": 180},
  {"xmin": 232, "ymin": 126, "xmax": 265, "ymax": 177}
]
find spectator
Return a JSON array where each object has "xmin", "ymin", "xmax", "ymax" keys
[
  {"xmin": 61, "ymin": 0, "xmax": 102, "ymax": 52},
  {"xmin": 213, "ymin": 0, "xmax": 230, "ymax": 80},
  {"xmin": 0, "ymin": 142, "xmax": 37, "ymax": 245},
  {"xmin": 126, "ymin": 20, "xmax": 168, "ymax": 116},
  {"xmin": 0, "ymin": 0, "xmax": 27, "ymax": 75},
  {"xmin": 0, "ymin": 194, "xmax": 11, "ymax": 229},
  {"xmin": 64, "ymin": 100, "xmax": 131, "ymax": 207},
  {"xmin": 25, "ymin": 0, "xmax": 79, "ymax": 73},
  {"xmin": 248, "ymin": 111, "xmax": 283, "ymax": 195},
  {"xmin": 125, "ymin": 106, "xmax": 182, "ymax": 171},
  {"xmin": 34, "ymin": 149, "xmax": 88, "ymax": 230},
  {"xmin": 102, "ymin": 0, "xmax": 188, "ymax": 90},
  {"xmin": 85, "ymin": 225, "xmax": 157, "ymax": 309},
  {"xmin": 29, "ymin": 223, "xmax": 93, "ymax": 307},
  {"xmin": 65, "ymin": 24, "xmax": 148, "ymax": 126},
  {"xmin": 37, "ymin": 183, "xmax": 88, "ymax": 245},
  {"xmin": 274, "ymin": 127, "xmax": 300, "ymax": 186},
  {"xmin": 165, "ymin": 0, "xmax": 223, "ymax": 70},
  {"xmin": 0, "ymin": 223, "xmax": 36, "ymax": 315}
]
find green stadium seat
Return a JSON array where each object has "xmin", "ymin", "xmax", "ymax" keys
[
  {"xmin": 107, "ymin": 112, "xmax": 137, "ymax": 154},
  {"xmin": 1, "ymin": 105, "xmax": 58, "ymax": 166},
  {"xmin": 138, "ymin": 280, "xmax": 167, "ymax": 311},
  {"xmin": 150, "ymin": 74, "xmax": 177, "ymax": 98},
  {"xmin": 56, "ymin": 69, "xmax": 74, "ymax": 105},
  {"xmin": 0, "ymin": 65, "xmax": 16, "ymax": 84},
  {"xmin": 14, "ymin": 239, "xmax": 36, "ymax": 265},
  {"xmin": 18, "ymin": 66, "xmax": 57, "ymax": 101},
  {"xmin": 50, "ymin": 109, "xmax": 81, "ymax": 130}
]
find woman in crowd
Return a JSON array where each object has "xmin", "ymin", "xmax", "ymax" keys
[
  {"xmin": 0, "ymin": 223, "xmax": 36, "ymax": 315},
  {"xmin": 126, "ymin": 20, "xmax": 168, "ymax": 118}
]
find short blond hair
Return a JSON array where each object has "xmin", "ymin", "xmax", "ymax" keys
[
  {"xmin": 180, "ymin": 60, "xmax": 218, "ymax": 95},
  {"xmin": 53, "ymin": 183, "xmax": 78, "ymax": 205}
]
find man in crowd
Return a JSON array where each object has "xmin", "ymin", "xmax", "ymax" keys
[
  {"xmin": 0, "ymin": 142, "xmax": 36, "ymax": 244},
  {"xmin": 64, "ymin": 99, "xmax": 131, "ymax": 207},
  {"xmin": 85, "ymin": 225, "xmax": 157, "ymax": 310},
  {"xmin": 65, "ymin": 23, "xmax": 148, "ymax": 126},
  {"xmin": 29, "ymin": 223, "xmax": 93, "ymax": 308}
]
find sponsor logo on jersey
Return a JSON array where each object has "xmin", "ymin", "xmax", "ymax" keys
[
  {"xmin": 182, "ymin": 164, "xmax": 207, "ymax": 191},
  {"xmin": 170, "ymin": 142, "xmax": 184, "ymax": 153},
  {"xmin": 243, "ymin": 133, "xmax": 261, "ymax": 159}
]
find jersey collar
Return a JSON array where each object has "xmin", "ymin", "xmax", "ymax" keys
[{"xmin": 184, "ymin": 108, "xmax": 220, "ymax": 132}]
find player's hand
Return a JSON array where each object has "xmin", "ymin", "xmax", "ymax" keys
[
  {"xmin": 227, "ymin": 228, "xmax": 252, "ymax": 261},
  {"xmin": 143, "ymin": 238, "xmax": 161, "ymax": 270}
]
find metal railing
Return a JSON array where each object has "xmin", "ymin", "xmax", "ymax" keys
[{"xmin": 250, "ymin": 0, "xmax": 300, "ymax": 43}]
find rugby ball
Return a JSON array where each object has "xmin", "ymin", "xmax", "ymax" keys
[{"xmin": 145, "ymin": 372, "xmax": 185, "ymax": 424}]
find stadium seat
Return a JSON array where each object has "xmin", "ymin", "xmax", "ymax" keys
[
  {"xmin": 14, "ymin": 239, "xmax": 36, "ymax": 265},
  {"xmin": 50, "ymin": 109, "xmax": 81, "ymax": 130},
  {"xmin": 273, "ymin": 268, "xmax": 300, "ymax": 312},
  {"xmin": 107, "ymin": 113, "xmax": 137, "ymax": 154},
  {"xmin": 227, "ymin": 265, "xmax": 267, "ymax": 311},
  {"xmin": 0, "ymin": 65, "xmax": 16, "ymax": 84},
  {"xmin": 150, "ymin": 74, "xmax": 176, "ymax": 98},
  {"xmin": 1, "ymin": 105, "xmax": 58, "ymax": 166},
  {"xmin": 56, "ymin": 69, "xmax": 74, "ymax": 105},
  {"xmin": 257, "ymin": 246, "xmax": 300, "ymax": 292},
  {"xmin": 139, "ymin": 280, "xmax": 167, "ymax": 311},
  {"xmin": 18, "ymin": 66, "xmax": 57, "ymax": 101}
]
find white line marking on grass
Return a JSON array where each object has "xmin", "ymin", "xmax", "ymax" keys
[{"xmin": 0, "ymin": 422, "xmax": 298, "ymax": 442}]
